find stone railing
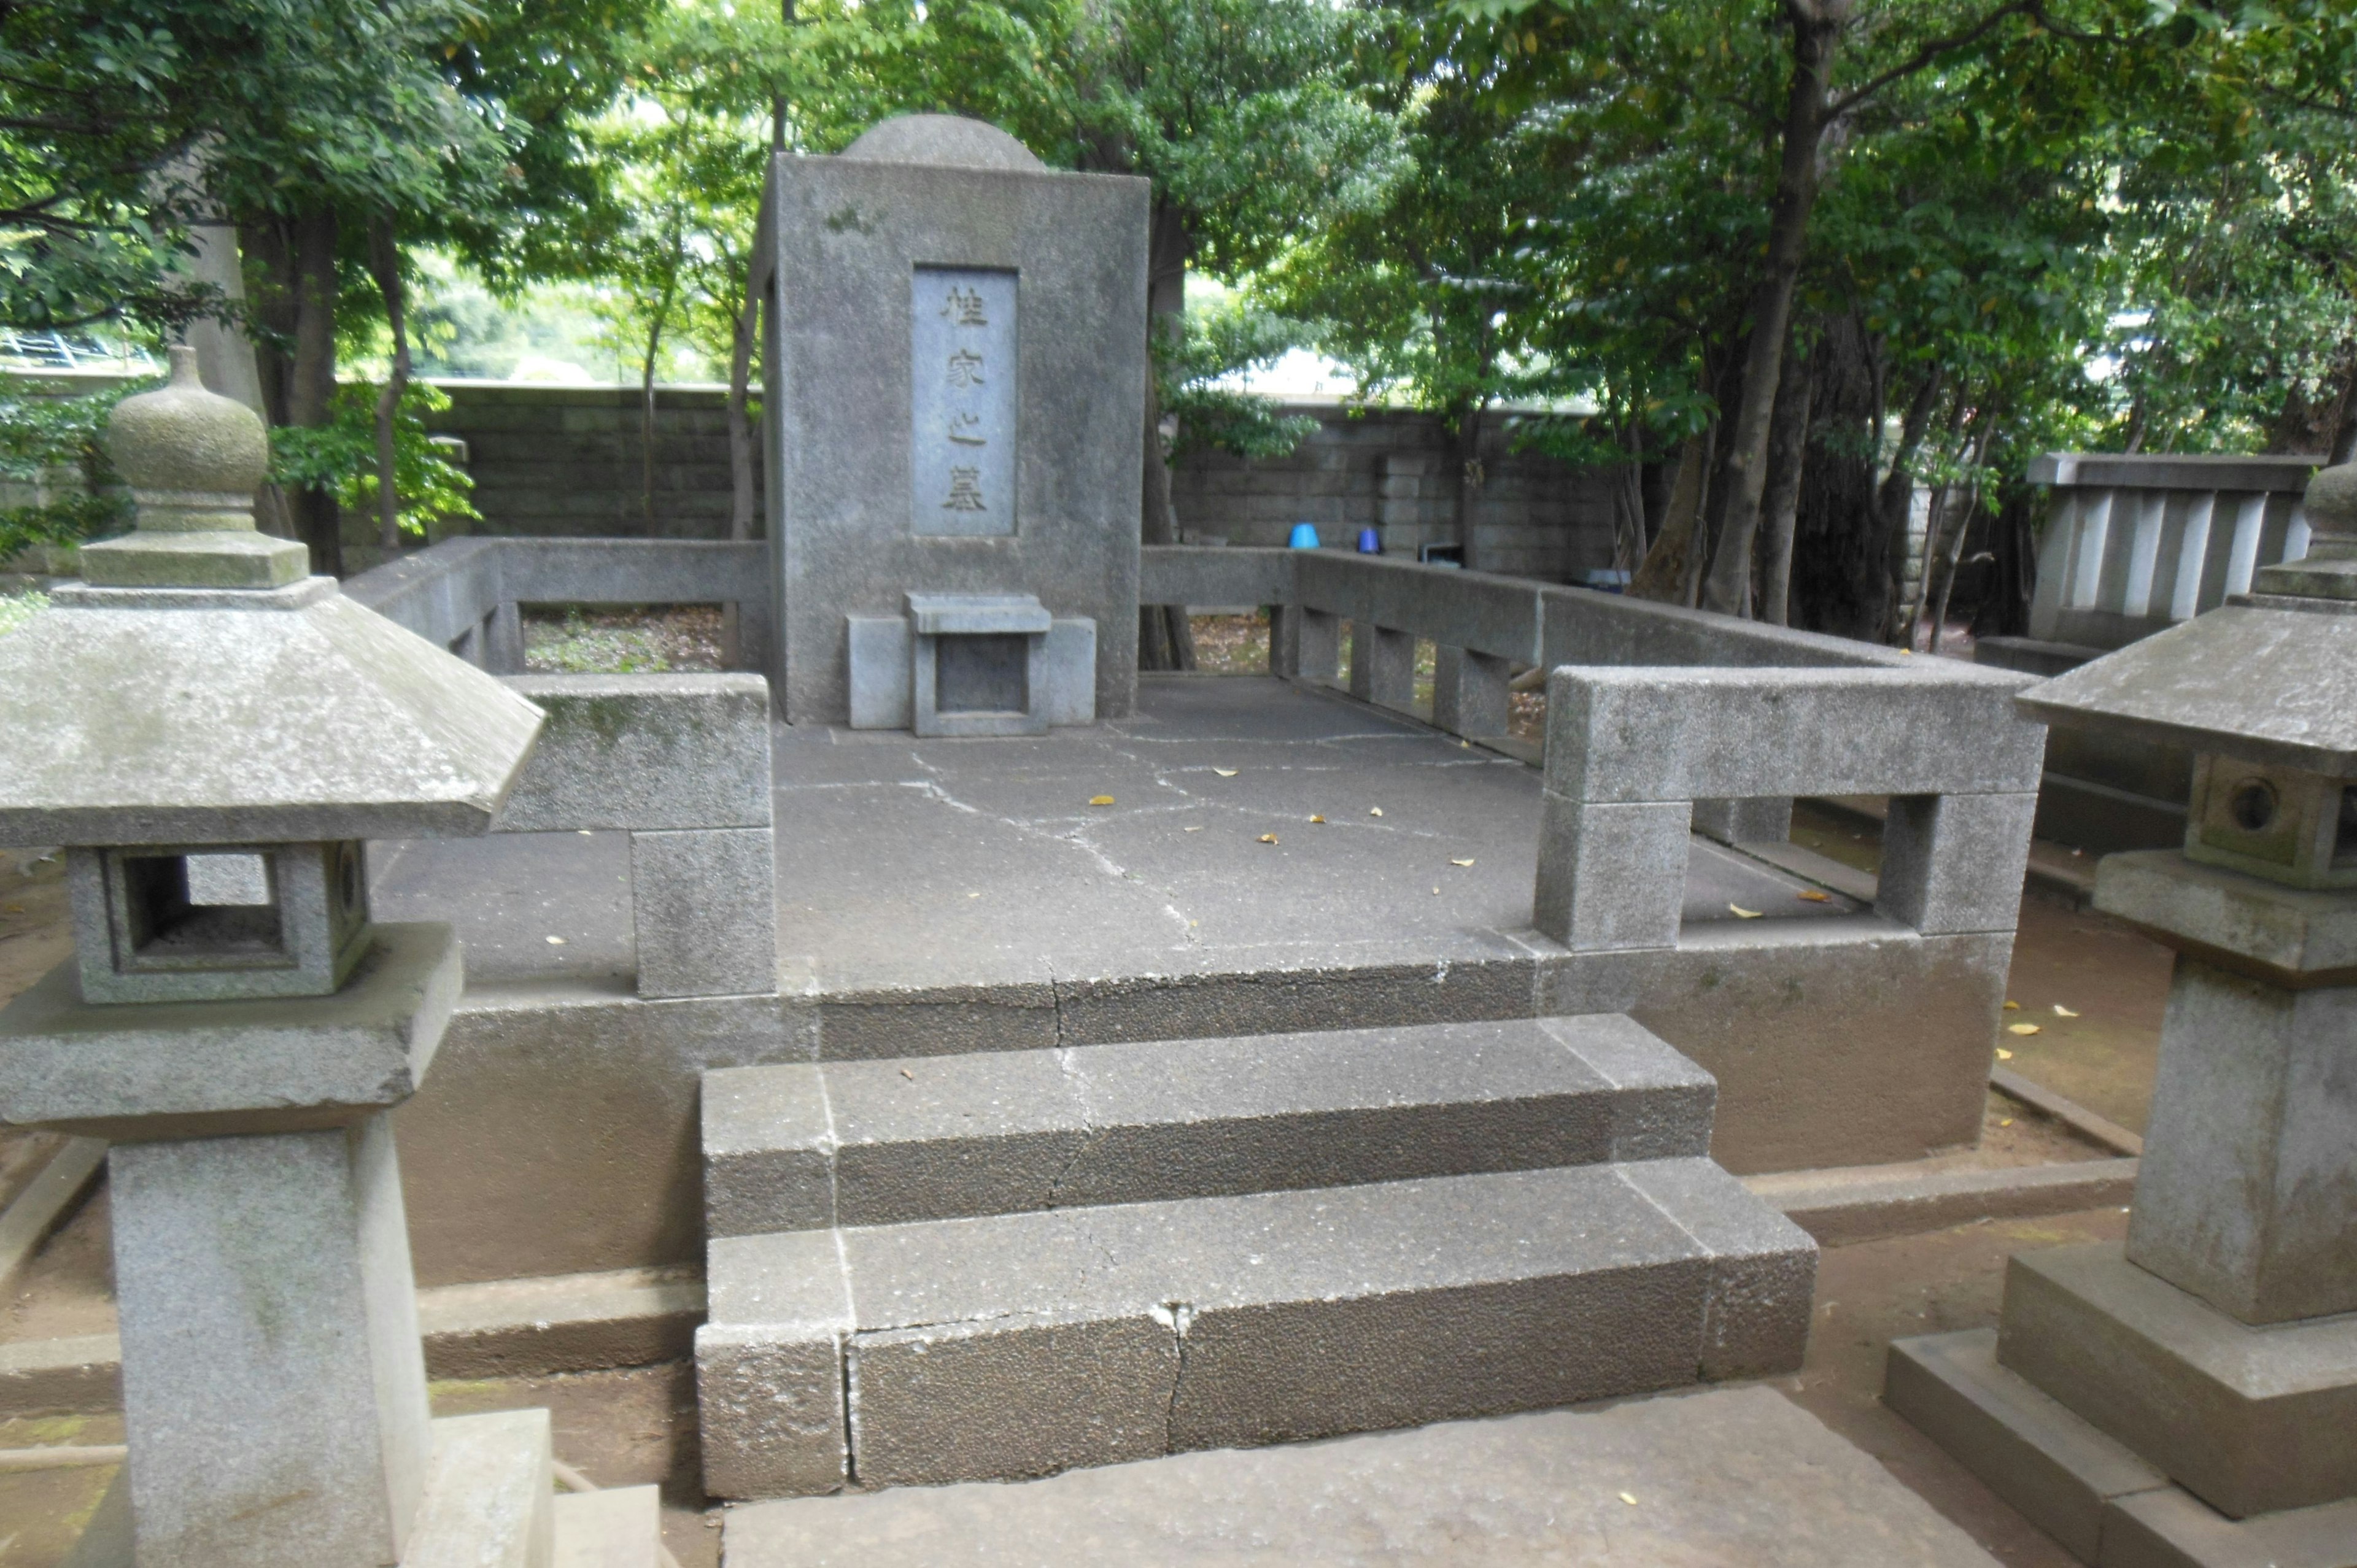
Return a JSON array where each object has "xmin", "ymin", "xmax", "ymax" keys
[
  {"xmin": 343, "ymin": 536, "xmax": 773, "ymax": 674},
  {"xmin": 1145, "ymin": 544, "xmax": 1914, "ymax": 841},
  {"xmin": 346, "ymin": 540, "xmax": 778, "ymax": 1002},
  {"xmin": 2024, "ymin": 452, "xmax": 2318, "ymax": 652},
  {"xmin": 1533, "ymin": 666, "xmax": 2043, "ymax": 952}
]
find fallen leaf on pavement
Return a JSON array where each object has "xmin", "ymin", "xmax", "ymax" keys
[
  {"xmin": 1619, "ymin": 1492, "xmax": 1638, "ymax": 1507},
  {"xmin": 1796, "ymin": 889, "xmax": 1831, "ymax": 903},
  {"xmin": 1183, "ymin": 825, "xmax": 1204, "ymax": 832},
  {"xmin": 1729, "ymin": 904, "xmax": 1762, "ymax": 919},
  {"xmin": 1309, "ymin": 814, "xmax": 1326, "ymax": 824},
  {"xmin": 2003, "ymin": 1000, "xmax": 2021, "ymax": 1010},
  {"xmin": 545, "ymin": 935, "xmax": 566, "ymax": 945},
  {"xmin": 1089, "ymin": 795, "xmax": 1115, "ymax": 806},
  {"xmin": 2053, "ymin": 1004, "xmax": 2079, "ymax": 1018},
  {"xmin": 1368, "ymin": 806, "xmax": 1384, "ymax": 816},
  {"xmin": 2008, "ymin": 1022, "xmax": 2042, "ymax": 1036},
  {"xmin": 1212, "ymin": 768, "xmax": 1238, "ymax": 778},
  {"xmin": 1995, "ymin": 1048, "xmax": 2013, "ymax": 1060},
  {"xmin": 900, "ymin": 1068, "xmax": 913, "ymax": 1079},
  {"xmin": 1450, "ymin": 857, "xmax": 1476, "ymax": 867},
  {"xmin": 1258, "ymin": 833, "xmax": 1279, "ymax": 844}
]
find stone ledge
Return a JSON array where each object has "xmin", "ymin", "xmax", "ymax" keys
[{"xmin": 0, "ymin": 1264, "xmax": 706, "ymax": 1416}]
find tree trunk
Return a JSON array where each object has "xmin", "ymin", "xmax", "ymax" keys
[
  {"xmin": 1757, "ymin": 332, "xmax": 1816, "ymax": 625},
  {"xmin": 1137, "ymin": 360, "xmax": 1196, "ymax": 670},
  {"xmin": 1877, "ymin": 367, "xmax": 1946, "ymax": 641},
  {"xmin": 241, "ymin": 204, "xmax": 341, "ymax": 573},
  {"xmin": 365, "ymin": 217, "xmax": 411, "ymax": 554},
  {"xmin": 1137, "ymin": 201, "xmax": 1195, "ymax": 671},
  {"xmin": 1452, "ymin": 400, "xmax": 1488, "ymax": 572},
  {"xmin": 640, "ymin": 286, "xmax": 671, "ymax": 529},
  {"xmin": 1628, "ymin": 430, "xmax": 1714, "ymax": 603},
  {"xmin": 1789, "ymin": 312, "xmax": 1886, "ymax": 637},
  {"xmin": 1700, "ymin": 0, "xmax": 1841, "ymax": 616},
  {"xmin": 728, "ymin": 283, "xmax": 759, "ymax": 542}
]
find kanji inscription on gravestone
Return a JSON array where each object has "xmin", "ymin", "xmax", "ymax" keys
[{"xmin": 911, "ymin": 266, "xmax": 1017, "ymax": 537}]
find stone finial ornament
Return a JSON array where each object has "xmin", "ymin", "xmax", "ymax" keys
[
  {"xmin": 75, "ymin": 342, "xmax": 308, "ymax": 589},
  {"xmin": 2257, "ymin": 458, "xmax": 2357, "ymax": 601}
]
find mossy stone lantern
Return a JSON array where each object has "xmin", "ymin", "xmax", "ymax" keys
[
  {"xmin": 0, "ymin": 347, "xmax": 576, "ymax": 1566},
  {"xmin": 1887, "ymin": 462, "xmax": 2357, "ymax": 1558}
]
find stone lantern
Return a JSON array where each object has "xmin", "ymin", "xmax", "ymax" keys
[
  {"xmin": 0, "ymin": 348, "xmax": 658, "ymax": 1566},
  {"xmin": 1886, "ymin": 462, "xmax": 2357, "ymax": 1563}
]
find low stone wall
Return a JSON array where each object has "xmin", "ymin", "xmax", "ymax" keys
[{"xmin": 418, "ymin": 383, "xmax": 1619, "ymax": 581}]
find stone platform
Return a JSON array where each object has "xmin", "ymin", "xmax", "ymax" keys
[
  {"xmin": 365, "ymin": 678, "xmax": 2014, "ymax": 1294},
  {"xmin": 376, "ymin": 676, "xmax": 1858, "ymax": 997},
  {"xmin": 719, "ymin": 1383, "xmax": 2002, "ymax": 1566}
]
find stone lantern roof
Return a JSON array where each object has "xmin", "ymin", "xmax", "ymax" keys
[
  {"xmin": 2016, "ymin": 464, "xmax": 2357, "ymax": 775},
  {"xmin": 0, "ymin": 346, "xmax": 542, "ymax": 846}
]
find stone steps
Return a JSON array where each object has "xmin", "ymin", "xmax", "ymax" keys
[
  {"xmin": 699, "ymin": 1158, "xmax": 1813, "ymax": 1497},
  {"xmin": 702, "ymin": 1016, "xmax": 1717, "ymax": 1237},
  {"xmin": 695, "ymin": 1014, "xmax": 1816, "ymax": 1500}
]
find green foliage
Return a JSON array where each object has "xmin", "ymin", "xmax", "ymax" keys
[
  {"xmin": 1157, "ymin": 300, "xmax": 1319, "ymax": 460},
  {"xmin": 268, "ymin": 380, "xmax": 477, "ymax": 537},
  {"xmin": 0, "ymin": 377, "xmax": 149, "ymax": 560},
  {"xmin": 0, "ymin": 588, "xmax": 45, "ymax": 639}
]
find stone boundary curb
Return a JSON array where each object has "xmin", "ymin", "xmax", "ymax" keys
[
  {"xmin": 0, "ymin": 1264, "xmax": 705, "ymax": 1416},
  {"xmin": 1744, "ymin": 1157, "xmax": 2138, "ymax": 1247}
]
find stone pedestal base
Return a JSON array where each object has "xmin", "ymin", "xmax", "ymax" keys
[
  {"xmin": 65, "ymin": 1410, "xmax": 665, "ymax": 1568},
  {"xmin": 1886, "ymin": 1240, "xmax": 2357, "ymax": 1567}
]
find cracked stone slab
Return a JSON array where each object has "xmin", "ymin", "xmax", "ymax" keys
[
  {"xmin": 697, "ymin": 1159, "xmax": 1814, "ymax": 1495},
  {"xmin": 721, "ymin": 1384, "xmax": 2002, "ymax": 1568},
  {"xmin": 702, "ymin": 1015, "xmax": 1716, "ymax": 1235}
]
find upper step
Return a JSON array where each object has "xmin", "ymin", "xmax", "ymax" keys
[
  {"xmin": 695, "ymin": 1157, "xmax": 1815, "ymax": 1497},
  {"xmin": 703, "ymin": 1014, "xmax": 1716, "ymax": 1237}
]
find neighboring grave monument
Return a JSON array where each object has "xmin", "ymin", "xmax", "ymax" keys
[
  {"xmin": 1887, "ymin": 460, "xmax": 2357, "ymax": 1566},
  {"xmin": 0, "ymin": 348, "xmax": 662, "ymax": 1567},
  {"xmin": 755, "ymin": 113, "xmax": 1149, "ymax": 732}
]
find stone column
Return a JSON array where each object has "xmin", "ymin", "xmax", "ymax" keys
[
  {"xmin": 1432, "ymin": 646, "xmax": 1509, "ymax": 738},
  {"xmin": 1349, "ymin": 622, "xmax": 1415, "ymax": 710},
  {"xmin": 111, "ymin": 1115, "xmax": 430, "ymax": 1567}
]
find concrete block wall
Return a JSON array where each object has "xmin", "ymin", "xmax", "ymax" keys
[
  {"xmin": 420, "ymin": 382, "xmax": 756, "ymax": 541},
  {"xmin": 1170, "ymin": 405, "xmax": 1618, "ymax": 581},
  {"xmin": 416, "ymin": 385, "xmax": 1617, "ymax": 582}
]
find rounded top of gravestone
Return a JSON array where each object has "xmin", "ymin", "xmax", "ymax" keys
[
  {"xmin": 840, "ymin": 114, "xmax": 1045, "ymax": 171},
  {"xmin": 2303, "ymin": 462, "xmax": 2357, "ymax": 545},
  {"xmin": 106, "ymin": 345, "xmax": 269, "ymax": 512}
]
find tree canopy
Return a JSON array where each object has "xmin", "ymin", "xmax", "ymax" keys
[{"xmin": 5, "ymin": 0, "xmax": 2351, "ymax": 642}]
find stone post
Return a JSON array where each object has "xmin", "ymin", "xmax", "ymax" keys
[
  {"xmin": 1432, "ymin": 645, "xmax": 1509, "ymax": 738},
  {"xmin": 1348, "ymin": 622, "xmax": 1416, "ymax": 711}
]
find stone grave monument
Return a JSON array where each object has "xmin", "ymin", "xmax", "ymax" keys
[
  {"xmin": 755, "ymin": 113, "xmax": 1149, "ymax": 732},
  {"xmin": 0, "ymin": 347, "xmax": 662, "ymax": 1566},
  {"xmin": 1887, "ymin": 461, "xmax": 2357, "ymax": 1566}
]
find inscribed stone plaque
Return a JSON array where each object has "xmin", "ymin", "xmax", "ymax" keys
[{"xmin": 910, "ymin": 266, "xmax": 1018, "ymax": 537}]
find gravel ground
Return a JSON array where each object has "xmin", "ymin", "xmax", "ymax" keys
[{"xmin": 523, "ymin": 604, "xmax": 725, "ymax": 673}]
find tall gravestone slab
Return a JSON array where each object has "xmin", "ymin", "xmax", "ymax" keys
[{"xmin": 757, "ymin": 114, "xmax": 1150, "ymax": 728}]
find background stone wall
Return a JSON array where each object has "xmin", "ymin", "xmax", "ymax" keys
[{"xmin": 422, "ymin": 382, "xmax": 1621, "ymax": 584}]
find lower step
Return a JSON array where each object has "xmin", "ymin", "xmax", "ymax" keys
[
  {"xmin": 552, "ymin": 1484, "xmax": 665, "ymax": 1568},
  {"xmin": 697, "ymin": 1158, "xmax": 1814, "ymax": 1498}
]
